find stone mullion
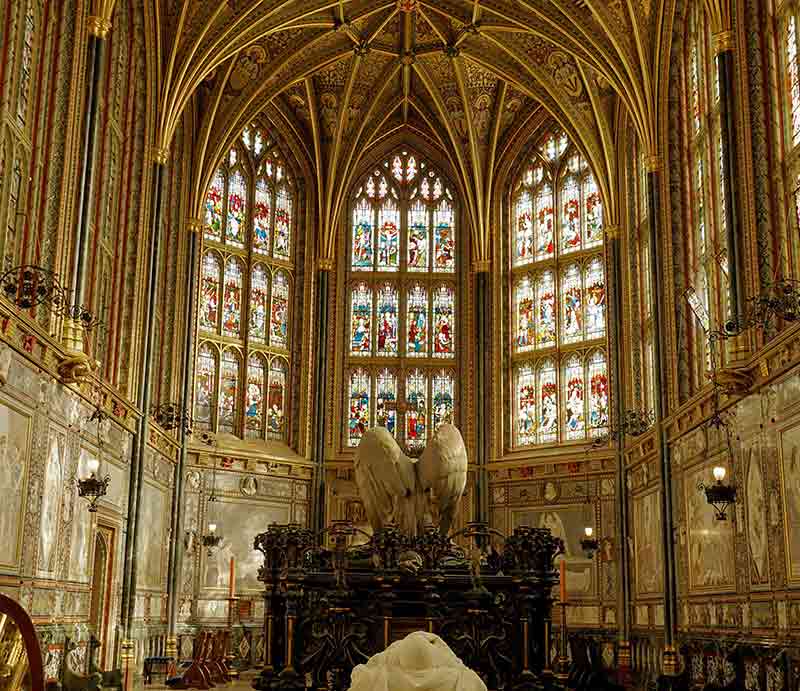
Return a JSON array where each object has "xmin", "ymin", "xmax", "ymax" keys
[{"xmin": 311, "ymin": 260, "xmax": 332, "ymax": 533}]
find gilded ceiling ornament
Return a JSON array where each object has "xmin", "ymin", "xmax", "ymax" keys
[
  {"xmin": 547, "ymin": 51, "xmax": 583, "ymax": 98},
  {"xmin": 320, "ymin": 92, "xmax": 339, "ymax": 137},
  {"xmin": 229, "ymin": 46, "xmax": 267, "ymax": 92},
  {"xmin": 397, "ymin": 0, "xmax": 418, "ymax": 11},
  {"xmin": 472, "ymin": 93, "xmax": 492, "ymax": 142}
]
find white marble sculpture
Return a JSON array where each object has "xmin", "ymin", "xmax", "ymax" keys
[
  {"xmin": 348, "ymin": 631, "xmax": 486, "ymax": 691},
  {"xmin": 354, "ymin": 423, "xmax": 467, "ymax": 536}
]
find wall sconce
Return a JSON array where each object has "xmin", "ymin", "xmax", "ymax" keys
[
  {"xmin": 699, "ymin": 465, "xmax": 737, "ymax": 521},
  {"xmin": 76, "ymin": 456, "xmax": 110, "ymax": 512},
  {"xmin": 580, "ymin": 525, "xmax": 599, "ymax": 559},
  {"xmin": 201, "ymin": 522, "xmax": 222, "ymax": 554}
]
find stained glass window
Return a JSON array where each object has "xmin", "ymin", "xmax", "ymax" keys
[
  {"xmin": 249, "ymin": 264, "xmax": 269, "ymax": 342},
  {"xmin": 788, "ymin": 15, "xmax": 800, "ymax": 146},
  {"xmin": 195, "ymin": 344, "xmax": 216, "ymax": 430},
  {"xmin": 376, "ymin": 284, "xmax": 399, "ymax": 356},
  {"xmin": 352, "ymin": 199, "xmax": 374, "ymax": 270},
  {"xmin": 408, "ymin": 198, "xmax": 429, "ymax": 271},
  {"xmin": 196, "ymin": 135, "xmax": 295, "ymax": 441},
  {"xmin": 16, "ymin": 6, "xmax": 34, "ymax": 128},
  {"xmin": 245, "ymin": 355, "xmax": 266, "ymax": 438},
  {"xmin": 376, "ymin": 369, "xmax": 397, "ymax": 436},
  {"xmin": 200, "ymin": 253, "xmax": 220, "ymax": 331},
  {"xmin": 434, "ymin": 201, "xmax": 455, "ymax": 272},
  {"xmin": 407, "ymin": 285, "xmax": 428, "ymax": 357},
  {"xmin": 405, "ymin": 370, "xmax": 428, "ymax": 450},
  {"xmin": 350, "ymin": 283, "xmax": 373, "ymax": 356},
  {"xmin": 378, "ymin": 198, "xmax": 400, "ymax": 271},
  {"xmin": 222, "ymin": 258, "xmax": 243, "ymax": 337},
  {"xmin": 588, "ymin": 351, "xmax": 609, "ymax": 437},
  {"xmin": 510, "ymin": 128, "xmax": 607, "ymax": 445},
  {"xmin": 432, "ymin": 371, "xmax": 454, "ymax": 431},
  {"xmin": 218, "ymin": 350, "xmax": 240, "ymax": 435},
  {"xmin": 348, "ymin": 369, "xmax": 371, "ymax": 447},
  {"xmin": 432, "ymin": 285, "xmax": 455, "ymax": 358}
]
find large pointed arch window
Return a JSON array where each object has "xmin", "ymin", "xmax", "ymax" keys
[
  {"xmin": 344, "ymin": 151, "xmax": 460, "ymax": 451},
  {"xmin": 195, "ymin": 127, "xmax": 294, "ymax": 442},
  {"xmin": 511, "ymin": 129, "xmax": 609, "ymax": 446}
]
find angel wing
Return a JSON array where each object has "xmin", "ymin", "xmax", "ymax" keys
[
  {"xmin": 354, "ymin": 427, "xmax": 418, "ymax": 535},
  {"xmin": 416, "ymin": 424, "xmax": 468, "ymax": 535}
]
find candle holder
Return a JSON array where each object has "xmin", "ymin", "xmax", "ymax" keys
[
  {"xmin": 554, "ymin": 600, "xmax": 570, "ymax": 682},
  {"xmin": 227, "ymin": 595, "xmax": 240, "ymax": 680}
]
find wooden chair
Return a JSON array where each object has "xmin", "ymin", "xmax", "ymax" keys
[
  {"xmin": 166, "ymin": 631, "xmax": 214, "ymax": 690},
  {"xmin": 0, "ymin": 594, "xmax": 44, "ymax": 691}
]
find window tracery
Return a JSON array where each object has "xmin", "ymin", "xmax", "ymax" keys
[
  {"xmin": 344, "ymin": 150, "xmax": 459, "ymax": 452},
  {"xmin": 511, "ymin": 129, "xmax": 608, "ymax": 446},
  {"xmin": 195, "ymin": 127, "xmax": 294, "ymax": 442},
  {"xmin": 779, "ymin": 4, "xmax": 800, "ymax": 277}
]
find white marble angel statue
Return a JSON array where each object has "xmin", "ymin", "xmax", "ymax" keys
[{"xmin": 354, "ymin": 423, "xmax": 468, "ymax": 537}]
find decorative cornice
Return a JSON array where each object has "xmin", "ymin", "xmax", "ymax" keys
[
  {"xmin": 87, "ymin": 15, "xmax": 112, "ymax": 39},
  {"xmin": 151, "ymin": 147, "xmax": 170, "ymax": 166},
  {"xmin": 712, "ymin": 30, "xmax": 735, "ymax": 55},
  {"xmin": 644, "ymin": 154, "xmax": 662, "ymax": 173},
  {"xmin": 472, "ymin": 259, "xmax": 491, "ymax": 273},
  {"xmin": 317, "ymin": 258, "xmax": 335, "ymax": 272},
  {"xmin": 186, "ymin": 218, "xmax": 203, "ymax": 234}
]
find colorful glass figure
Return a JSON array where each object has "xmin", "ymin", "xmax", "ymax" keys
[
  {"xmin": 432, "ymin": 285, "xmax": 454, "ymax": 357},
  {"xmin": 406, "ymin": 156, "xmax": 417, "ymax": 181},
  {"xmin": 432, "ymin": 372, "xmax": 454, "ymax": 430},
  {"xmin": 515, "ymin": 192, "xmax": 534, "ymax": 265},
  {"xmin": 392, "ymin": 155, "xmax": 403, "ymax": 182},
  {"xmin": 378, "ymin": 199, "xmax": 400, "ymax": 271},
  {"xmin": 376, "ymin": 369, "xmax": 397, "ymax": 436},
  {"xmin": 538, "ymin": 361, "xmax": 558, "ymax": 443},
  {"xmin": 218, "ymin": 351, "xmax": 240, "ymax": 435},
  {"xmin": 564, "ymin": 355, "xmax": 585, "ymax": 440},
  {"xmin": 348, "ymin": 369, "xmax": 371, "ymax": 447},
  {"xmin": 199, "ymin": 252, "xmax": 220, "ymax": 331},
  {"xmin": 253, "ymin": 178, "xmax": 271, "ymax": 255},
  {"xmin": 274, "ymin": 185, "xmax": 291, "ymax": 259},
  {"xmin": 226, "ymin": 171, "xmax": 247, "ymax": 248},
  {"xmin": 434, "ymin": 201, "xmax": 455, "ymax": 272},
  {"xmin": 561, "ymin": 177, "xmax": 581, "ymax": 252},
  {"xmin": 535, "ymin": 184, "xmax": 554, "ymax": 260},
  {"xmin": 788, "ymin": 16, "xmax": 800, "ymax": 145},
  {"xmin": 194, "ymin": 344, "xmax": 216, "ymax": 430},
  {"xmin": 405, "ymin": 370, "xmax": 428, "ymax": 450},
  {"xmin": 350, "ymin": 283, "xmax": 373, "ymax": 356},
  {"xmin": 245, "ymin": 356, "xmax": 265, "ymax": 437},
  {"xmin": 267, "ymin": 360, "xmax": 287, "ymax": 439},
  {"xmin": 561, "ymin": 264, "xmax": 583, "ymax": 343},
  {"xmin": 516, "ymin": 365, "xmax": 537, "ymax": 445},
  {"xmin": 515, "ymin": 277, "xmax": 535, "ymax": 352},
  {"xmin": 536, "ymin": 270, "xmax": 557, "ymax": 349},
  {"xmin": 588, "ymin": 351, "xmax": 609, "ymax": 435},
  {"xmin": 407, "ymin": 199, "xmax": 429, "ymax": 271},
  {"xmin": 352, "ymin": 199, "xmax": 374, "ymax": 270},
  {"xmin": 585, "ymin": 258, "xmax": 606, "ymax": 340},
  {"xmin": 407, "ymin": 285, "xmax": 428, "ymax": 356},
  {"xmin": 583, "ymin": 177, "xmax": 603, "ymax": 247},
  {"xmin": 249, "ymin": 264, "xmax": 269, "ymax": 342},
  {"xmin": 270, "ymin": 270, "xmax": 289, "ymax": 348},
  {"xmin": 222, "ymin": 258, "xmax": 243, "ymax": 337},
  {"xmin": 204, "ymin": 170, "xmax": 224, "ymax": 242},
  {"xmin": 376, "ymin": 284, "xmax": 398, "ymax": 356}
]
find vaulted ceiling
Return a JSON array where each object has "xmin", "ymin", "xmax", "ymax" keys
[{"xmin": 152, "ymin": 0, "xmax": 676, "ymax": 263}]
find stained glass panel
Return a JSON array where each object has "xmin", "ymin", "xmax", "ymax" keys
[
  {"xmin": 515, "ymin": 192, "xmax": 534, "ymax": 265},
  {"xmin": 538, "ymin": 360, "xmax": 558, "ymax": 443},
  {"xmin": 432, "ymin": 372, "xmax": 455, "ymax": 430},
  {"xmin": 585, "ymin": 258, "xmax": 606, "ymax": 340},
  {"xmin": 249, "ymin": 264, "xmax": 269, "ymax": 342},
  {"xmin": 204, "ymin": 170, "xmax": 224, "ymax": 241},
  {"xmin": 789, "ymin": 16, "xmax": 800, "ymax": 145},
  {"xmin": 222, "ymin": 258, "xmax": 243, "ymax": 337},
  {"xmin": 352, "ymin": 199, "xmax": 374, "ymax": 270},
  {"xmin": 376, "ymin": 369, "xmax": 397, "ymax": 436},
  {"xmin": 199, "ymin": 253, "xmax": 220, "ymax": 331},
  {"xmin": 588, "ymin": 351, "xmax": 609, "ymax": 436},
  {"xmin": 194, "ymin": 344, "xmax": 216, "ymax": 430},
  {"xmin": 226, "ymin": 171, "xmax": 247, "ymax": 248},
  {"xmin": 434, "ymin": 201, "xmax": 456, "ymax": 272},
  {"xmin": 407, "ymin": 156, "xmax": 417, "ymax": 181},
  {"xmin": 348, "ymin": 369, "xmax": 371, "ymax": 447},
  {"xmin": 536, "ymin": 270, "xmax": 557, "ymax": 349},
  {"xmin": 535, "ymin": 184, "xmax": 555, "ymax": 260},
  {"xmin": 218, "ymin": 350, "xmax": 240, "ymax": 435},
  {"xmin": 245, "ymin": 356, "xmax": 265, "ymax": 438},
  {"xmin": 432, "ymin": 285, "xmax": 455, "ymax": 358},
  {"xmin": 270, "ymin": 270, "xmax": 290, "ymax": 348},
  {"xmin": 516, "ymin": 365, "xmax": 537, "ymax": 446},
  {"xmin": 267, "ymin": 359, "xmax": 287, "ymax": 440},
  {"xmin": 561, "ymin": 264, "xmax": 583, "ymax": 343},
  {"xmin": 583, "ymin": 176, "xmax": 603, "ymax": 247},
  {"xmin": 690, "ymin": 42, "xmax": 701, "ymax": 134},
  {"xmin": 405, "ymin": 370, "xmax": 428, "ymax": 450},
  {"xmin": 408, "ymin": 199, "xmax": 429, "ymax": 271},
  {"xmin": 274, "ymin": 185, "xmax": 291, "ymax": 259},
  {"xmin": 392, "ymin": 155, "xmax": 403, "ymax": 181},
  {"xmin": 561, "ymin": 177, "xmax": 581, "ymax": 253},
  {"xmin": 563, "ymin": 355, "xmax": 585, "ymax": 440},
  {"xmin": 407, "ymin": 285, "xmax": 428, "ymax": 356},
  {"xmin": 350, "ymin": 282, "xmax": 373, "ymax": 356},
  {"xmin": 515, "ymin": 277, "xmax": 535, "ymax": 353},
  {"xmin": 376, "ymin": 284, "xmax": 399, "ymax": 356},
  {"xmin": 253, "ymin": 178, "xmax": 271, "ymax": 255},
  {"xmin": 377, "ymin": 199, "xmax": 400, "ymax": 271},
  {"xmin": 696, "ymin": 157, "xmax": 706, "ymax": 255}
]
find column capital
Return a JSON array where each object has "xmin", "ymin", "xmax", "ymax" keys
[
  {"xmin": 644, "ymin": 154, "xmax": 662, "ymax": 173},
  {"xmin": 186, "ymin": 218, "xmax": 203, "ymax": 234},
  {"xmin": 151, "ymin": 147, "xmax": 170, "ymax": 166},
  {"xmin": 87, "ymin": 15, "xmax": 112, "ymax": 38},
  {"xmin": 712, "ymin": 30, "xmax": 735, "ymax": 55},
  {"xmin": 471, "ymin": 259, "xmax": 491, "ymax": 273},
  {"xmin": 603, "ymin": 225, "xmax": 621, "ymax": 241},
  {"xmin": 317, "ymin": 258, "xmax": 335, "ymax": 271}
]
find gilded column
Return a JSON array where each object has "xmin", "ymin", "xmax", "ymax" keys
[
  {"xmin": 165, "ymin": 219, "xmax": 201, "ymax": 663},
  {"xmin": 473, "ymin": 259, "xmax": 491, "ymax": 525},
  {"xmin": 119, "ymin": 152, "xmax": 167, "ymax": 686},
  {"xmin": 311, "ymin": 258, "xmax": 334, "ymax": 534},
  {"xmin": 645, "ymin": 155, "xmax": 679, "ymax": 677},
  {"xmin": 61, "ymin": 15, "xmax": 111, "ymax": 381}
]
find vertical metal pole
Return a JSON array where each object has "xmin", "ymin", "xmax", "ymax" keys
[
  {"xmin": 473, "ymin": 265, "xmax": 489, "ymax": 524},
  {"xmin": 311, "ymin": 262, "xmax": 331, "ymax": 534}
]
